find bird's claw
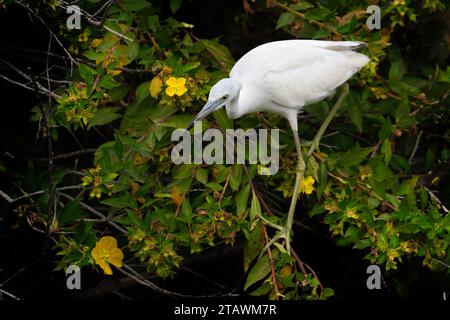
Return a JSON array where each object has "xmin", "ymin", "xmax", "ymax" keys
[{"xmin": 258, "ymin": 226, "xmax": 291, "ymax": 259}]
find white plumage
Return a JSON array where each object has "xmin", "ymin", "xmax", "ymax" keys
[
  {"xmin": 188, "ymin": 40, "xmax": 369, "ymax": 253},
  {"xmin": 190, "ymin": 40, "xmax": 369, "ymax": 132}
]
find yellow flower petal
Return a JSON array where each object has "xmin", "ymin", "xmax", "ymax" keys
[
  {"xmin": 98, "ymin": 260, "xmax": 113, "ymax": 275},
  {"xmin": 108, "ymin": 69, "xmax": 122, "ymax": 76},
  {"xmin": 90, "ymin": 38, "xmax": 103, "ymax": 48},
  {"xmin": 91, "ymin": 246, "xmax": 101, "ymax": 263},
  {"xmin": 108, "ymin": 248, "xmax": 124, "ymax": 268},
  {"xmin": 165, "ymin": 86, "xmax": 176, "ymax": 97},
  {"xmin": 175, "ymin": 86, "xmax": 187, "ymax": 96},
  {"xmin": 299, "ymin": 176, "xmax": 315, "ymax": 195},
  {"xmin": 166, "ymin": 77, "xmax": 178, "ymax": 87},
  {"xmin": 149, "ymin": 76, "xmax": 163, "ymax": 98},
  {"xmin": 175, "ymin": 77, "xmax": 186, "ymax": 88},
  {"xmin": 99, "ymin": 236, "xmax": 118, "ymax": 251}
]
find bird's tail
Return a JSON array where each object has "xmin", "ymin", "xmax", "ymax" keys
[{"xmin": 327, "ymin": 41, "xmax": 368, "ymax": 52}]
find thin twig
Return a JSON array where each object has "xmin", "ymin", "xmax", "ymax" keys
[
  {"xmin": 0, "ymin": 57, "xmax": 62, "ymax": 99},
  {"xmin": 290, "ymin": 247, "xmax": 308, "ymax": 276},
  {"xmin": 119, "ymin": 264, "xmax": 239, "ymax": 299},
  {"xmin": 0, "ymin": 288, "xmax": 21, "ymax": 300},
  {"xmin": 35, "ymin": 148, "xmax": 97, "ymax": 162},
  {"xmin": 408, "ymin": 130, "xmax": 423, "ymax": 164},
  {"xmin": 424, "ymin": 187, "xmax": 449, "ymax": 214},
  {"xmin": 261, "ymin": 224, "xmax": 281, "ymax": 299},
  {"xmin": 16, "ymin": 1, "xmax": 77, "ymax": 65},
  {"xmin": 0, "ymin": 185, "xmax": 82, "ymax": 203},
  {"xmin": 58, "ymin": 192, "xmax": 129, "ymax": 235},
  {"xmin": 0, "ymin": 260, "xmax": 40, "ymax": 288}
]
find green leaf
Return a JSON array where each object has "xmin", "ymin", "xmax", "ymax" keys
[
  {"xmin": 213, "ymin": 109, "xmax": 233, "ymax": 129},
  {"xmin": 398, "ymin": 223, "xmax": 421, "ymax": 234},
  {"xmin": 180, "ymin": 198, "xmax": 193, "ymax": 223},
  {"xmin": 321, "ymin": 287, "xmax": 335, "ymax": 299},
  {"xmin": 88, "ymin": 107, "xmax": 121, "ymax": 129},
  {"xmin": 388, "ymin": 59, "xmax": 406, "ymax": 83},
  {"xmin": 200, "ymin": 39, "xmax": 235, "ymax": 71},
  {"xmin": 162, "ymin": 115, "xmax": 193, "ymax": 128},
  {"xmin": 135, "ymin": 81, "xmax": 150, "ymax": 104},
  {"xmin": 148, "ymin": 15, "xmax": 160, "ymax": 32},
  {"xmin": 353, "ymin": 239, "xmax": 372, "ymax": 249},
  {"xmin": 206, "ymin": 182, "xmax": 223, "ymax": 192},
  {"xmin": 74, "ymin": 220, "xmax": 95, "ymax": 245},
  {"xmin": 276, "ymin": 12, "xmax": 295, "ymax": 29},
  {"xmin": 236, "ymin": 184, "xmax": 250, "ymax": 215},
  {"xmin": 244, "ymin": 222, "xmax": 265, "ymax": 271},
  {"xmin": 230, "ymin": 165, "xmax": 242, "ymax": 191},
  {"xmin": 290, "ymin": 1, "xmax": 314, "ymax": 11},
  {"xmin": 338, "ymin": 16, "xmax": 357, "ymax": 34},
  {"xmin": 347, "ymin": 92, "xmax": 363, "ymax": 132},
  {"xmin": 101, "ymin": 192, "xmax": 137, "ymax": 209},
  {"xmin": 378, "ymin": 118, "xmax": 393, "ymax": 140},
  {"xmin": 124, "ymin": 41, "xmax": 140, "ymax": 62},
  {"xmin": 59, "ymin": 198, "xmax": 86, "ymax": 225},
  {"xmin": 249, "ymin": 281, "xmax": 273, "ymax": 296},
  {"xmin": 381, "ymin": 139, "xmax": 392, "ymax": 165},
  {"xmin": 394, "ymin": 95, "xmax": 410, "ymax": 122},
  {"xmin": 195, "ymin": 168, "xmax": 208, "ymax": 184},
  {"xmin": 306, "ymin": 7, "xmax": 332, "ymax": 21},
  {"xmin": 337, "ymin": 147, "xmax": 372, "ymax": 167},
  {"xmin": 397, "ymin": 115, "xmax": 416, "ymax": 129},
  {"xmin": 244, "ymin": 254, "xmax": 271, "ymax": 290},
  {"xmin": 122, "ymin": 0, "xmax": 150, "ymax": 11},
  {"xmin": 78, "ymin": 63, "xmax": 95, "ymax": 86},
  {"xmin": 170, "ymin": 0, "xmax": 183, "ymax": 13},
  {"xmin": 250, "ymin": 191, "xmax": 261, "ymax": 222},
  {"xmin": 312, "ymin": 29, "xmax": 330, "ymax": 39},
  {"xmin": 172, "ymin": 164, "xmax": 194, "ymax": 180},
  {"xmin": 108, "ymin": 86, "xmax": 129, "ymax": 102}
]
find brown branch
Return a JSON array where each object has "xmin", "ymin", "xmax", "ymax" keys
[
  {"xmin": 0, "ymin": 57, "xmax": 62, "ymax": 99},
  {"xmin": 290, "ymin": 247, "xmax": 307, "ymax": 277},
  {"xmin": 34, "ymin": 148, "xmax": 97, "ymax": 162},
  {"xmin": 261, "ymin": 223, "xmax": 281, "ymax": 299},
  {"xmin": 291, "ymin": 247, "xmax": 323, "ymax": 291},
  {"xmin": 29, "ymin": 68, "xmax": 56, "ymax": 245}
]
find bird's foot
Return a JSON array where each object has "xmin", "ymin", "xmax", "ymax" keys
[{"xmin": 258, "ymin": 225, "xmax": 292, "ymax": 259}]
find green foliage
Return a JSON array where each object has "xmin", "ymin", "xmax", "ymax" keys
[{"xmin": 5, "ymin": 0, "xmax": 449, "ymax": 300}]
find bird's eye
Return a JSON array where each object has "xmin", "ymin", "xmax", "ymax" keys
[{"xmin": 222, "ymin": 95, "xmax": 229, "ymax": 100}]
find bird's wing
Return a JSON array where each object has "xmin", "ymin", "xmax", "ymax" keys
[{"xmin": 230, "ymin": 40, "xmax": 369, "ymax": 108}]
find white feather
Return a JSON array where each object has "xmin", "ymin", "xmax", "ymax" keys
[{"xmin": 229, "ymin": 40, "xmax": 369, "ymax": 114}]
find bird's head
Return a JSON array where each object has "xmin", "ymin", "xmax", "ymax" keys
[{"xmin": 187, "ymin": 78, "xmax": 241, "ymax": 130}]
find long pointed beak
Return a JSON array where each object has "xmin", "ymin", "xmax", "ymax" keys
[{"xmin": 186, "ymin": 99, "xmax": 223, "ymax": 130}]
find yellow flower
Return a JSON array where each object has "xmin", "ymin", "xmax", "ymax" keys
[
  {"xmin": 81, "ymin": 175, "xmax": 93, "ymax": 186},
  {"xmin": 299, "ymin": 176, "xmax": 315, "ymax": 195},
  {"xmin": 165, "ymin": 77, "xmax": 187, "ymax": 97},
  {"xmin": 89, "ymin": 187, "xmax": 102, "ymax": 199},
  {"xmin": 345, "ymin": 207, "xmax": 359, "ymax": 219},
  {"xmin": 90, "ymin": 38, "xmax": 103, "ymax": 48},
  {"xmin": 149, "ymin": 76, "xmax": 163, "ymax": 98},
  {"xmin": 91, "ymin": 236, "xmax": 124, "ymax": 275}
]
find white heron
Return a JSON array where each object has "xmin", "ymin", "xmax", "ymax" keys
[{"xmin": 188, "ymin": 40, "xmax": 369, "ymax": 254}]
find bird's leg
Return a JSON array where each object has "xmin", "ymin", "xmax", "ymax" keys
[
  {"xmin": 307, "ymin": 83, "xmax": 349, "ymax": 156},
  {"xmin": 259, "ymin": 85, "xmax": 349, "ymax": 258},
  {"xmin": 282, "ymin": 128, "xmax": 306, "ymax": 254},
  {"xmin": 258, "ymin": 127, "xmax": 305, "ymax": 259}
]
